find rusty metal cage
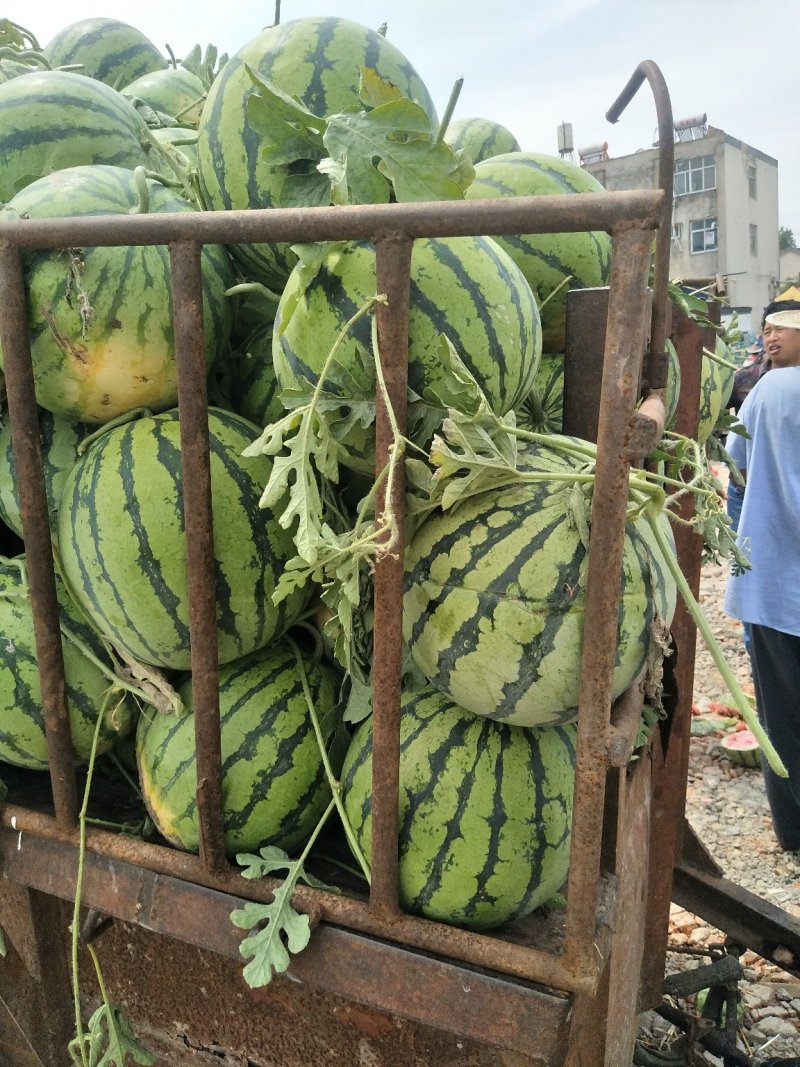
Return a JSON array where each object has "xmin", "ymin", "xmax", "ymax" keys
[{"xmin": 0, "ymin": 182, "xmax": 738, "ymax": 1067}]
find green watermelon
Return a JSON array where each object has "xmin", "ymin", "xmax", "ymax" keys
[
  {"xmin": 121, "ymin": 67, "xmax": 207, "ymax": 127},
  {"xmin": 444, "ymin": 117, "xmax": 521, "ymax": 165},
  {"xmin": 664, "ymin": 338, "xmax": 682, "ymax": 430},
  {"xmin": 697, "ymin": 336, "xmax": 736, "ymax": 443},
  {"xmin": 525, "ymin": 351, "xmax": 565, "ymax": 432},
  {"xmin": 0, "ymin": 557, "xmax": 135, "ymax": 770},
  {"xmin": 43, "ymin": 18, "xmax": 167, "ymax": 88},
  {"xmin": 273, "ymin": 237, "xmax": 541, "ymax": 474},
  {"xmin": 57, "ymin": 407, "xmax": 308, "ymax": 671},
  {"xmin": 197, "ymin": 16, "xmax": 438, "ymax": 288},
  {"xmin": 137, "ymin": 642, "xmax": 341, "ymax": 856},
  {"xmin": 341, "ymin": 687, "xmax": 577, "ymax": 929},
  {"xmin": 0, "ymin": 70, "xmax": 168, "ymax": 203},
  {"xmin": 403, "ymin": 438, "xmax": 677, "ymax": 726},
  {"xmin": 0, "ymin": 409, "xmax": 89, "ymax": 537},
  {"xmin": 227, "ymin": 323, "xmax": 285, "ymax": 429},
  {"xmin": 464, "ymin": 152, "xmax": 612, "ymax": 352},
  {"xmin": 0, "ymin": 165, "xmax": 234, "ymax": 423}
]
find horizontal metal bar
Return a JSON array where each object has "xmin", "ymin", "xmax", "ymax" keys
[
  {"xmin": 0, "ymin": 824, "xmax": 573, "ymax": 1061},
  {"xmin": 0, "ymin": 190, "xmax": 664, "ymax": 250},
  {"xmin": 0, "ymin": 810, "xmax": 605, "ymax": 996}
]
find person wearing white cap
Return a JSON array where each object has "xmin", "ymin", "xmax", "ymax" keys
[{"xmin": 723, "ymin": 306, "xmax": 800, "ymax": 851}]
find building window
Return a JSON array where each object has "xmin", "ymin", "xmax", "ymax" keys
[
  {"xmin": 671, "ymin": 222, "xmax": 683, "ymax": 241},
  {"xmin": 750, "ymin": 224, "xmax": 758, "ymax": 255},
  {"xmin": 748, "ymin": 161, "xmax": 757, "ymax": 199},
  {"xmin": 690, "ymin": 218, "xmax": 718, "ymax": 253},
  {"xmin": 674, "ymin": 155, "xmax": 716, "ymax": 196}
]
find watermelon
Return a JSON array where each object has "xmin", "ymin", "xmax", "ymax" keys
[
  {"xmin": 0, "ymin": 408, "xmax": 89, "ymax": 537},
  {"xmin": 341, "ymin": 687, "xmax": 577, "ymax": 929},
  {"xmin": 517, "ymin": 351, "xmax": 565, "ymax": 433},
  {"xmin": 403, "ymin": 438, "xmax": 678, "ymax": 727},
  {"xmin": 464, "ymin": 152, "xmax": 612, "ymax": 352},
  {"xmin": 719, "ymin": 728, "xmax": 761, "ymax": 769},
  {"xmin": 0, "ymin": 557, "xmax": 135, "ymax": 770},
  {"xmin": 137, "ymin": 642, "xmax": 341, "ymax": 856},
  {"xmin": 444, "ymin": 117, "xmax": 521, "ymax": 165},
  {"xmin": 57, "ymin": 407, "xmax": 308, "ymax": 671},
  {"xmin": 43, "ymin": 18, "xmax": 167, "ymax": 88},
  {"xmin": 197, "ymin": 16, "xmax": 438, "ymax": 288},
  {"xmin": 227, "ymin": 322, "xmax": 285, "ymax": 429},
  {"xmin": 0, "ymin": 70, "xmax": 168, "ymax": 203},
  {"xmin": 0, "ymin": 165, "xmax": 234, "ymax": 423},
  {"xmin": 273, "ymin": 237, "xmax": 541, "ymax": 474},
  {"xmin": 664, "ymin": 338, "xmax": 682, "ymax": 430},
  {"xmin": 696, "ymin": 336, "xmax": 736, "ymax": 444},
  {"xmin": 121, "ymin": 67, "xmax": 207, "ymax": 127}
]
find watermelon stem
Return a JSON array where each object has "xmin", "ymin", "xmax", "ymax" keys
[
  {"xmin": 224, "ymin": 280, "xmax": 282, "ymax": 306},
  {"xmin": 643, "ymin": 505, "xmax": 787, "ymax": 778},
  {"xmin": 435, "ymin": 77, "xmax": 464, "ymax": 144},
  {"xmin": 287, "ymin": 636, "xmax": 371, "ymax": 883},
  {"xmin": 130, "ymin": 167, "xmax": 150, "ymax": 214},
  {"xmin": 537, "ymin": 272, "xmax": 574, "ymax": 313}
]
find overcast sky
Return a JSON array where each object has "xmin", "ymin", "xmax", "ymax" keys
[{"xmin": 13, "ymin": 0, "xmax": 800, "ymax": 234}]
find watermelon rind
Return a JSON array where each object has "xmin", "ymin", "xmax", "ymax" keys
[
  {"xmin": 197, "ymin": 16, "xmax": 438, "ymax": 288},
  {"xmin": 0, "ymin": 165, "xmax": 234, "ymax": 423},
  {"xmin": 444, "ymin": 116, "xmax": 521, "ymax": 165},
  {"xmin": 273, "ymin": 236, "xmax": 541, "ymax": 474},
  {"xmin": 0, "ymin": 70, "xmax": 168, "ymax": 203},
  {"xmin": 137, "ymin": 642, "xmax": 341, "ymax": 856},
  {"xmin": 341, "ymin": 686, "xmax": 577, "ymax": 929},
  {"xmin": 57, "ymin": 407, "xmax": 308, "ymax": 671},
  {"xmin": 403, "ymin": 438, "xmax": 678, "ymax": 727},
  {"xmin": 0, "ymin": 558, "xmax": 135, "ymax": 770},
  {"xmin": 43, "ymin": 18, "xmax": 167, "ymax": 88},
  {"xmin": 465, "ymin": 152, "xmax": 612, "ymax": 352},
  {"xmin": 719, "ymin": 728, "xmax": 761, "ymax": 769}
]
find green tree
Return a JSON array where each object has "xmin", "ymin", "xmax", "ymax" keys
[{"xmin": 779, "ymin": 225, "xmax": 795, "ymax": 251}]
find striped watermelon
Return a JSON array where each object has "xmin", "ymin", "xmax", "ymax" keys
[
  {"xmin": 403, "ymin": 438, "xmax": 677, "ymax": 727},
  {"xmin": 0, "ymin": 557, "xmax": 135, "ymax": 770},
  {"xmin": 464, "ymin": 152, "xmax": 613, "ymax": 352},
  {"xmin": 517, "ymin": 351, "xmax": 565, "ymax": 433},
  {"xmin": 0, "ymin": 70, "xmax": 169, "ymax": 203},
  {"xmin": 664, "ymin": 338, "xmax": 682, "ymax": 430},
  {"xmin": 274, "ymin": 237, "xmax": 541, "ymax": 474},
  {"xmin": 0, "ymin": 165, "xmax": 233, "ymax": 423},
  {"xmin": 57, "ymin": 407, "xmax": 308, "ymax": 671},
  {"xmin": 121, "ymin": 67, "xmax": 207, "ymax": 127},
  {"xmin": 0, "ymin": 409, "xmax": 89, "ymax": 537},
  {"xmin": 227, "ymin": 323, "xmax": 285, "ymax": 429},
  {"xmin": 444, "ymin": 117, "xmax": 521, "ymax": 165},
  {"xmin": 137, "ymin": 642, "xmax": 341, "ymax": 856},
  {"xmin": 696, "ymin": 336, "xmax": 736, "ymax": 443},
  {"xmin": 43, "ymin": 18, "xmax": 167, "ymax": 88},
  {"xmin": 341, "ymin": 687, "xmax": 577, "ymax": 929},
  {"xmin": 197, "ymin": 16, "xmax": 438, "ymax": 288}
]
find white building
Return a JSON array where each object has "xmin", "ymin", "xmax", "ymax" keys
[{"xmin": 583, "ymin": 121, "xmax": 779, "ymax": 335}]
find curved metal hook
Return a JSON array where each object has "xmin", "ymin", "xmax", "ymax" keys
[{"xmin": 607, "ymin": 61, "xmax": 674, "ymax": 389}]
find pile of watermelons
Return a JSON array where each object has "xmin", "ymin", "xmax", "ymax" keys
[{"xmin": 0, "ymin": 14, "xmax": 735, "ymax": 935}]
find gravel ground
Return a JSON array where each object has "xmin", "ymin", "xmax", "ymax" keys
[{"xmin": 636, "ymin": 551, "xmax": 800, "ymax": 1065}]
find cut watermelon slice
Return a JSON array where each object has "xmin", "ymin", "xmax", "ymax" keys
[{"xmin": 719, "ymin": 729, "xmax": 761, "ymax": 769}]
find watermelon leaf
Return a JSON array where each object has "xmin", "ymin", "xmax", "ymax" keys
[
  {"xmin": 245, "ymin": 67, "xmax": 326, "ymax": 167},
  {"xmin": 358, "ymin": 66, "xmax": 405, "ymax": 110},
  {"xmin": 69, "ymin": 1001, "xmax": 155, "ymax": 1067},
  {"xmin": 231, "ymin": 844, "xmax": 339, "ymax": 988},
  {"xmin": 322, "ymin": 99, "xmax": 469, "ymax": 204}
]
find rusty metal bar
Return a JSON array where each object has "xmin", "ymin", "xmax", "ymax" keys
[
  {"xmin": 0, "ymin": 190, "xmax": 664, "ymax": 250},
  {"xmin": 369, "ymin": 232, "xmax": 413, "ymax": 921},
  {"xmin": 0, "ymin": 241, "xmax": 78, "ymax": 828},
  {"xmin": 0, "ymin": 812, "xmax": 603, "ymax": 995},
  {"xmin": 169, "ymin": 239, "xmax": 227, "ymax": 877},
  {"xmin": 0, "ymin": 829, "xmax": 572, "ymax": 1061},
  {"xmin": 562, "ymin": 221, "xmax": 659, "ymax": 971},
  {"xmin": 638, "ymin": 311, "xmax": 714, "ymax": 1006},
  {"xmin": 607, "ymin": 61, "xmax": 674, "ymax": 390}
]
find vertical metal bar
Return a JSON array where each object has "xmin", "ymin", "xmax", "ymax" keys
[
  {"xmin": 369, "ymin": 232, "xmax": 412, "ymax": 920},
  {"xmin": 0, "ymin": 241, "xmax": 78, "ymax": 827},
  {"xmin": 169, "ymin": 239, "xmax": 226, "ymax": 876},
  {"xmin": 562, "ymin": 222, "xmax": 657, "ymax": 968},
  {"xmin": 637, "ymin": 311, "xmax": 713, "ymax": 1006}
]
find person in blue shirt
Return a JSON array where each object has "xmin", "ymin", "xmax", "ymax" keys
[{"xmin": 723, "ymin": 307, "xmax": 800, "ymax": 851}]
